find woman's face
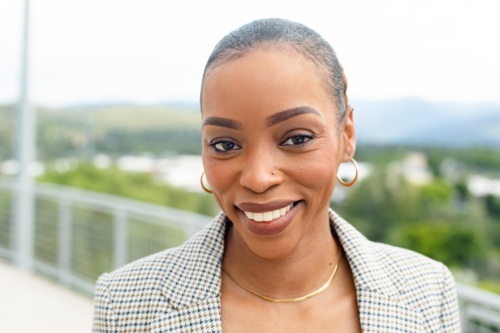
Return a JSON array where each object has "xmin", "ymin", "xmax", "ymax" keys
[{"xmin": 201, "ymin": 48, "xmax": 355, "ymax": 259}]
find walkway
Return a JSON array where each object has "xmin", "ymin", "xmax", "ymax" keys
[{"xmin": 0, "ymin": 260, "xmax": 94, "ymax": 333}]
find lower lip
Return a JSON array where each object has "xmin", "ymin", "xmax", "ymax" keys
[{"xmin": 238, "ymin": 202, "xmax": 302, "ymax": 236}]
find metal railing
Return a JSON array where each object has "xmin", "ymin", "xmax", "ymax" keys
[
  {"xmin": 0, "ymin": 178, "xmax": 211, "ymax": 294},
  {"xmin": 0, "ymin": 178, "xmax": 499, "ymax": 331},
  {"xmin": 457, "ymin": 283, "xmax": 500, "ymax": 332}
]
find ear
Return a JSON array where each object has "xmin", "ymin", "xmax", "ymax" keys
[{"xmin": 340, "ymin": 105, "xmax": 356, "ymax": 163}]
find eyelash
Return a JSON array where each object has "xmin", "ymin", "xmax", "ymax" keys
[
  {"xmin": 209, "ymin": 133, "xmax": 314, "ymax": 154},
  {"xmin": 280, "ymin": 133, "xmax": 315, "ymax": 147},
  {"xmin": 210, "ymin": 139, "xmax": 242, "ymax": 154}
]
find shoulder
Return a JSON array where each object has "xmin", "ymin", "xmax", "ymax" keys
[
  {"xmin": 370, "ymin": 241, "xmax": 457, "ymax": 304},
  {"xmin": 92, "ymin": 247, "xmax": 180, "ymax": 332},
  {"xmin": 372, "ymin": 240, "xmax": 451, "ymax": 283},
  {"xmin": 93, "ymin": 213, "xmax": 227, "ymax": 330},
  {"xmin": 330, "ymin": 208, "xmax": 453, "ymax": 292},
  {"xmin": 330, "ymin": 210, "xmax": 460, "ymax": 330},
  {"xmin": 371, "ymin": 242, "xmax": 460, "ymax": 330},
  {"xmin": 96, "ymin": 245, "xmax": 182, "ymax": 292}
]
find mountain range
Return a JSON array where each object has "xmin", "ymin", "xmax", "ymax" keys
[{"xmin": 352, "ymin": 98, "xmax": 500, "ymax": 147}]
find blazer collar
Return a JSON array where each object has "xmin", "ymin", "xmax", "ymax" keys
[
  {"xmin": 329, "ymin": 209, "xmax": 403, "ymax": 297},
  {"xmin": 159, "ymin": 210, "xmax": 423, "ymax": 331},
  {"xmin": 329, "ymin": 210, "xmax": 424, "ymax": 331},
  {"xmin": 161, "ymin": 212, "xmax": 226, "ymax": 309}
]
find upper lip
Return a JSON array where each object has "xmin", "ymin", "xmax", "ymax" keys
[{"xmin": 236, "ymin": 200, "xmax": 297, "ymax": 213}]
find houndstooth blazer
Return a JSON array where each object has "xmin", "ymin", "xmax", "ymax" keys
[{"xmin": 93, "ymin": 209, "xmax": 461, "ymax": 332}]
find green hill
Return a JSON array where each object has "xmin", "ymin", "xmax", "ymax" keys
[{"xmin": 0, "ymin": 104, "xmax": 203, "ymax": 160}]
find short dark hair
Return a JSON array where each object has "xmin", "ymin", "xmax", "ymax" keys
[{"xmin": 201, "ymin": 18, "xmax": 349, "ymax": 121}]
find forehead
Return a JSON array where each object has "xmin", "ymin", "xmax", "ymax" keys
[{"xmin": 201, "ymin": 48, "xmax": 336, "ymax": 121}]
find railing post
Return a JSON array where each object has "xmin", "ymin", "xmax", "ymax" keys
[
  {"xmin": 58, "ymin": 197, "xmax": 71, "ymax": 286},
  {"xmin": 113, "ymin": 209, "xmax": 127, "ymax": 269},
  {"xmin": 13, "ymin": 0, "xmax": 36, "ymax": 271},
  {"xmin": 12, "ymin": 183, "xmax": 35, "ymax": 269}
]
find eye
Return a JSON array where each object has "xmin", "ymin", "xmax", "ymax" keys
[
  {"xmin": 281, "ymin": 134, "xmax": 314, "ymax": 147},
  {"xmin": 210, "ymin": 139, "xmax": 242, "ymax": 153}
]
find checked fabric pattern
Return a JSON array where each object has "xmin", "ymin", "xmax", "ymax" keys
[{"xmin": 93, "ymin": 209, "xmax": 461, "ymax": 332}]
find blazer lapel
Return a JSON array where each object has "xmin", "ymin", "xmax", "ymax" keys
[
  {"xmin": 330, "ymin": 209, "xmax": 425, "ymax": 332},
  {"xmin": 356, "ymin": 289, "xmax": 425, "ymax": 332},
  {"xmin": 150, "ymin": 297, "xmax": 222, "ymax": 333},
  {"xmin": 153, "ymin": 213, "xmax": 227, "ymax": 333}
]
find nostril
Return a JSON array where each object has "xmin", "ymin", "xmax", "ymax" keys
[{"xmin": 240, "ymin": 172, "xmax": 280, "ymax": 193}]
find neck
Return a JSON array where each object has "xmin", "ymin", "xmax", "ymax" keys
[{"xmin": 222, "ymin": 217, "xmax": 340, "ymax": 299}]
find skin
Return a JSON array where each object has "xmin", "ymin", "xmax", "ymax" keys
[{"xmin": 201, "ymin": 46, "xmax": 360, "ymax": 332}]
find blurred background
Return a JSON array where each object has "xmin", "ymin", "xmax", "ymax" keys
[{"xmin": 1, "ymin": 0, "xmax": 499, "ymax": 332}]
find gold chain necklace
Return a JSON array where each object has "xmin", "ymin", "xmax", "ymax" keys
[{"xmin": 221, "ymin": 248, "xmax": 342, "ymax": 303}]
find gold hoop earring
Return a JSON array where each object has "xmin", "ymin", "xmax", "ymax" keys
[
  {"xmin": 200, "ymin": 171, "xmax": 213, "ymax": 194},
  {"xmin": 337, "ymin": 158, "xmax": 359, "ymax": 187}
]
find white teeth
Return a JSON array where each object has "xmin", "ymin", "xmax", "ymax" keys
[
  {"xmin": 263, "ymin": 212, "xmax": 273, "ymax": 221},
  {"xmin": 244, "ymin": 203, "xmax": 294, "ymax": 223}
]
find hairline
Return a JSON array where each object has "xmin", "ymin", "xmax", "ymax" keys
[{"xmin": 200, "ymin": 43, "xmax": 345, "ymax": 124}]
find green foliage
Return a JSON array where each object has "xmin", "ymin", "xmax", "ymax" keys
[
  {"xmin": 484, "ymin": 195, "xmax": 500, "ymax": 218},
  {"xmin": 335, "ymin": 163, "xmax": 498, "ymax": 282},
  {"xmin": 336, "ymin": 170, "xmax": 420, "ymax": 242},
  {"xmin": 96, "ymin": 128, "xmax": 202, "ymax": 155},
  {"xmin": 415, "ymin": 181, "xmax": 456, "ymax": 221},
  {"xmin": 427, "ymin": 146, "xmax": 500, "ymax": 175},
  {"xmin": 454, "ymin": 180, "xmax": 469, "ymax": 201},
  {"xmin": 0, "ymin": 189, "xmax": 12, "ymax": 248},
  {"xmin": 478, "ymin": 280, "xmax": 500, "ymax": 294},
  {"xmin": 419, "ymin": 181, "xmax": 453, "ymax": 203},
  {"xmin": 355, "ymin": 145, "xmax": 408, "ymax": 168},
  {"xmin": 395, "ymin": 221, "xmax": 487, "ymax": 268},
  {"xmin": 38, "ymin": 164, "xmax": 219, "ymax": 216}
]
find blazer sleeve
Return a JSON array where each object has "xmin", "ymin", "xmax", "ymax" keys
[
  {"xmin": 440, "ymin": 265, "xmax": 461, "ymax": 332},
  {"xmin": 93, "ymin": 273, "xmax": 117, "ymax": 333}
]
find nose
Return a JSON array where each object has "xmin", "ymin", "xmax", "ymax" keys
[{"xmin": 239, "ymin": 148, "xmax": 284, "ymax": 193}]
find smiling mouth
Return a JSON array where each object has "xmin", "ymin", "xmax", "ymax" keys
[{"xmin": 242, "ymin": 202, "xmax": 298, "ymax": 222}]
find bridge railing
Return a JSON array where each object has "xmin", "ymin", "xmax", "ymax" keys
[{"xmin": 0, "ymin": 178, "xmax": 499, "ymax": 331}]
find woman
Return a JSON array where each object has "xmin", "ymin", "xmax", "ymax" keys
[{"xmin": 93, "ymin": 18, "xmax": 460, "ymax": 332}]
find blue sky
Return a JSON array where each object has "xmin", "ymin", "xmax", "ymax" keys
[{"xmin": 1, "ymin": 0, "xmax": 499, "ymax": 107}]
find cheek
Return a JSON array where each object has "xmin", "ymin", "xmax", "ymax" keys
[
  {"xmin": 204, "ymin": 161, "xmax": 232, "ymax": 188},
  {"xmin": 299, "ymin": 159, "xmax": 337, "ymax": 189},
  {"xmin": 202, "ymin": 157, "xmax": 236, "ymax": 209},
  {"xmin": 292, "ymin": 141, "xmax": 340, "ymax": 195}
]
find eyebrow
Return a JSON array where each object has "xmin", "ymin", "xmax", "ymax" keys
[
  {"xmin": 202, "ymin": 106, "xmax": 320, "ymax": 129},
  {"xmin": 202, "ymin": 117, "xmax": 241, "ymax": 129},
  {"xmin": 267, "ymin": 106, "xmax": 321, "ymax": 126}
]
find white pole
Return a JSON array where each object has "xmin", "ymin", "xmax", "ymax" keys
[{"xmin": 13, "ymin": 0, "xmax": 35, "ymax": 270}]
